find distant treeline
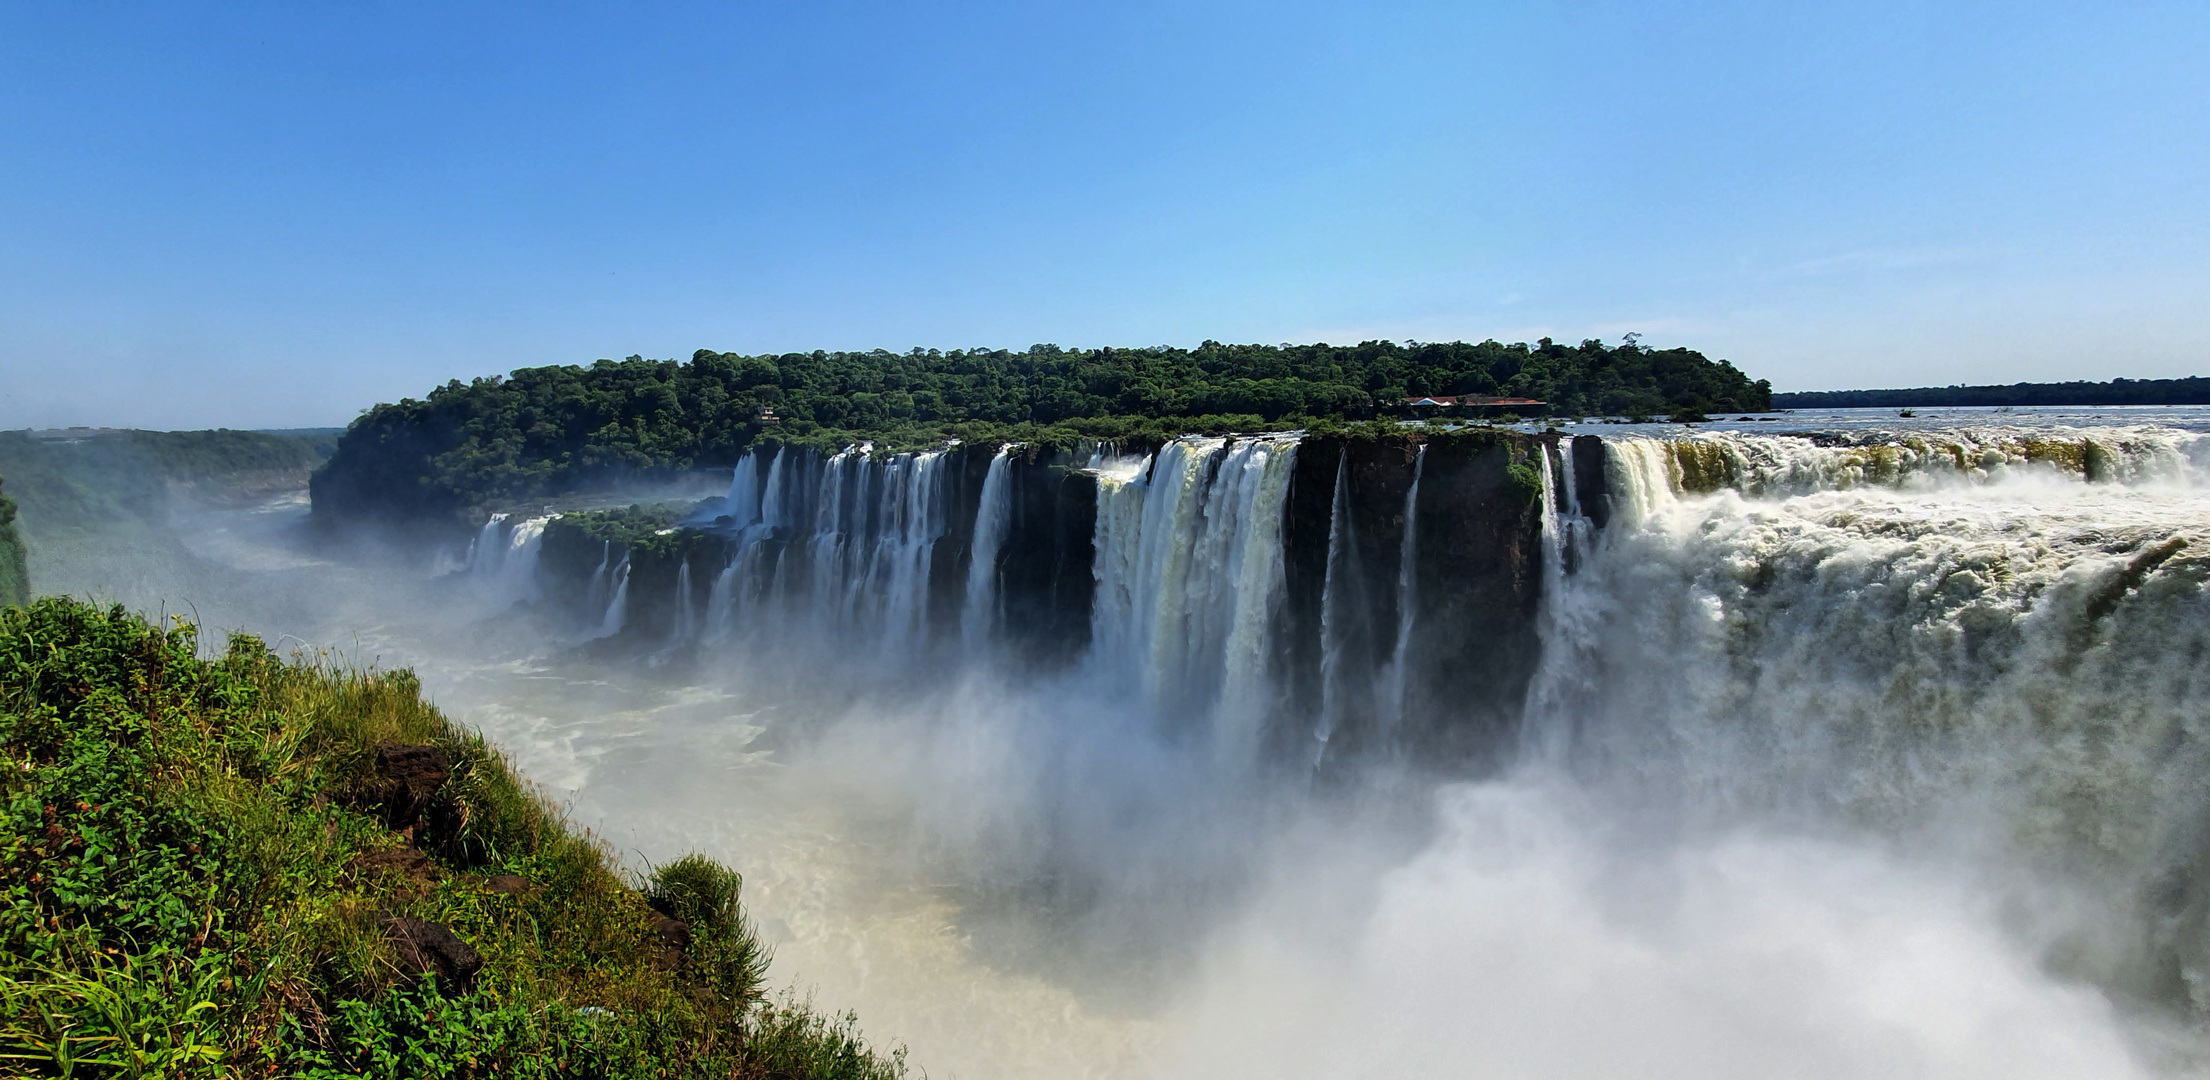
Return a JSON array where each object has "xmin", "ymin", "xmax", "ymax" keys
[
  {"xmin": 312, "ymin": 339, "xmax": 1768, "ymax": 526},
  {"xmin": 0, "ymin": 428, "xmax": 336, "ymax": 549},
  {"xmin": 1773, "ymin": 377, "xmax": 2210, "ymax": 410}
]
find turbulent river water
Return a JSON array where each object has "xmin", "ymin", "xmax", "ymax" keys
[{"xmin": 38, "ymin": 406, "xmax": 2210, "ymax": 1078}]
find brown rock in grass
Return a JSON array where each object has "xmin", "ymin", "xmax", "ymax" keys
[
  {"xmin": 351, "ymin": 845, "xmax": 440, "ymax": 882},
  {"xmin": 365, "ymin": 743, "xmax": 449, "ymax": 831},
  {"xmin": 374, "ymin": 913, "xmax": 483, "ymax": 994},
  {"xmin": 650, "ymin": 916, "xmax": 691, "ymax": 971}
]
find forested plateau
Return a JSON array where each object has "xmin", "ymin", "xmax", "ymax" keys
[
  {"xmin": 1773, "ymin": 375, "xmax": 2210, "ymax": 410},
  {"xmin": 312, "ymin": 338, "xmax": 1768, "ymax": 527}
]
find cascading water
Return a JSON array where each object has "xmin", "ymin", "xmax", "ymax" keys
[
  {"xmin": 1211, "ymin": 440, "xmax": 1298, "ymax": 764},
  {"xmin": 1519, "ymin": 439, "xmax": 1599, "ymax": 762},
  {"xmin": 962, "ymin": 445, "xmax": 1015, "ymax": 650},
  {"xmin": 1375, "ymin": 444, "xmax": 1424, "ymax": 736},
  {"xmin": 468, "ymin": 515, "xmax": 502, "ymax": 571},
  {"xmin": 466, "ymin": 512, "xmax": 550, "ymax": 609},
  {"xmin": 724, "ymin": 449, "xmax": 765, "ymax": 528},
  {"xmin": 1522, "ymin": 425, "xmax": 2210, "ymax": 1014},
  {"xmin": 863, "ymin": 450, "xmax": 950, "ymax": 652},
  {"xmin": 803, "ymin": 445, "xmax": 869, "ymax": 623},
  {"xmin": 673, "ymin": 560, "xmax": 695, "ymax": 640},
  {"xmin": 1088, "ymin": 436, "xmax": 1298, "ymax": 748},
  {"xmin": 1311, "ymin": 450, "xmax": 1370, "ymax": 770},
  {"xmin": 596, "ymin": 556, "xmax": 630, "ymax": 638},
  {"xmin": 1601, "ymin": 426, "xmax": 2210, "ymax": 521},
  {"xmin": 586, "ymin": 540, "xmax": 612, "ymax": 615},
  {"xmin": 693, "ymin": 444, "xmax": 964, "ymax": 656}
]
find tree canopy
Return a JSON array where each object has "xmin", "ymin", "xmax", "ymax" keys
[{"xmin": 312, "ymin": 339, "xmax": 1769, "ymax": 525}]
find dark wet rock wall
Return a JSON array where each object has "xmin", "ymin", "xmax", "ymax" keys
[{"xmin": 530, "ymin": 432, "xmax": 1608, "ymax": 772}]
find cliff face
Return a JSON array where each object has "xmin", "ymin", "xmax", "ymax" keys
[
  {"xmin": 1400, "ymin": 432, "xmax": 1554, "ymax": 765},
  {"xmin": 515, "ymin": 431, "xmax": 1601, "ymax": 773},
  {"xmin": 993, "ymin": 447, "xmax": 1097, "ymax": 666},
  {"xmin": 1275, "ymin": 432, "xmax": 1557, "ymax": 773}
]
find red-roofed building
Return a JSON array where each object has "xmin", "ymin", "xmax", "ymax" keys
[{"xmin": 1403, "ymin": 394, "xmax": 1545, "ymax": 410}]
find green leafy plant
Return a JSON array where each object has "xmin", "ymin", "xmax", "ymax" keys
[{"xmin": 0, "ymin": 598, "xmax": 904, "ymax": 1079}]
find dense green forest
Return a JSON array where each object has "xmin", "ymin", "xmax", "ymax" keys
[
  {"xmin": 313, "ymin": 339, "xmax": 1768, "ymax": 525},
  {"xmin": 1773, "ymin": 376, "xmax": 2210, "ymax": 410},
  {"xmin": 0, "ymin": 598, "xmax": 903, "ymax": 1078}
]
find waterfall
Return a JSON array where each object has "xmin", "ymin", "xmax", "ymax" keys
[
  {"xmin": 585, "ymin": 541, "xmax": 612, "ymax": 615},
  {"xmin": 674, "ymin": 560, "xmax": 696, "ymax": 640},
  {"xmin": 1604, "ymin": 426, "xmax": 2210, "ymax": 507},
  {"xmin": 1090, "ymin": 436, "xmax": 1300, "ymax": 745},
  {"xmin": 1312, "ymin": 450, "xmax": 1369, "ymax": 770},
  {"xmin": 724, "ymin": 450, "xmax": 764, "ymax": 528},
  {"xmin": 1212, "ymin": 438, "xmax": 1298, "ymax": 765},
  {"xmin": 1376, "ymin": 444, "xmax": 1425, "ymax": 736},
  {"xmin": 693, "ymin": 443, "xmax": 962, "ymax": 653},
  {"xmin": 468, "ymin": 515, "xmax": 505, "ymax": 576},
  {"xmin": 706, "ymin": 446, "xmax": 805, "ymax": 639},
  {"xmin": 805, "ymin": 445, "xmax": 867, "ymax": 620},
  {"xmin": 596, "ymin": 556, "xmax": 630, "ymax": 638},
  {"xmin": 466, "ymin": 513, "xmax": 549, "ymax": 609},
  {"xmin": 758, "ymin": 447, "xmax": 794, "ymax": 529},
  {"xmin": 1092, "ymin": 438, "xmax": 1217, "ymax": 704},
  {"xmin": 1536, "ymin": 425, "xmax": 2210, "ymax": 1007},
  {"xmin": 1604, "ymin": 437, "xmax": 1678, "ymax": 529},
  {"xmin": 865, "ymin": 450, "xmax": 950, "ymax": 651},
  {"xmin": 705, "ymin": 561, "xmax": 738, "ymax": 640},
  {"xmin": 1520, "ymin": 441, "xmax": 1599, "ymax": 762},
  {"xmin": 962, "ymin": 445, "xmax": 1015, "ymax": 649}
]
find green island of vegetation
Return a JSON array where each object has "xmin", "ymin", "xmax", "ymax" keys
[
  {"xmin": 1771, "ymin": 375, "xmax": 2210, "ymax": 410},
  {"xmin": 311, "ymin": 339, "xmax": 1769, "ymax": 525},
  {"xmin": 0, "ymin": 597, "xmax": 905, "ymax": 1079}
]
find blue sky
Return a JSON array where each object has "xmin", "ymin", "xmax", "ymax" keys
[{"xmin": 2, "ymin": 1, "xmax": 2205, "ymax": 428}]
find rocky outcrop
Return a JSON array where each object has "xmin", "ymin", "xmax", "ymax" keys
[
  {"xmin": 1276, "ymin": 431, "xmax": 1554, "ymax": 773},
  {"xmin": 1399, "ymin": 431, "xmax": 1552, "ymax": 767},
  {"xmin": 1571, "ymin": 433, "xmax": 1611, "ymax": 529},
  {"xmin": 363, "ymin": 743, "xmax": 450, "ymax": 832},
  {"xmin": 651, "ymin": 916, "xmax": 692, "ymax": 972},
  {"xmin": 375, "ymin": 913, "xmax": 484, "ymax": 994},
  {"xmin": 992, "ymin": 447, "xmax": 1097, "ymax": 666}
]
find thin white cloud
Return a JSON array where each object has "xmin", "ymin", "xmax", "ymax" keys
[{"xmin": 1766, "ymin": 246, "xmax": 1982, "ymax": 280}]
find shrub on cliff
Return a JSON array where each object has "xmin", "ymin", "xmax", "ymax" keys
[{"xmin": 0, "ymin": 598, "xmax": 904, "ymax": 1079}]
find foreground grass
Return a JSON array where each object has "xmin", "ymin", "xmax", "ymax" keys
[{"xmin": 0, "ymin": 597, "xmax": 905, "ymax": 1079}]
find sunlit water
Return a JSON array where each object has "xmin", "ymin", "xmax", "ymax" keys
[{"xmin": 30, "ymin": 408, "xmax": 2210, "ymax": 1078}]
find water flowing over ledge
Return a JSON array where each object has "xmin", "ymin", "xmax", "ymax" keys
[
  {"xmin": 471, "ymin": 426, "xmax": 2210, "ymax": 761},
  {"xmin": 452, "ymin": 423, "xmax": 2210, "ymax": 1017}
]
